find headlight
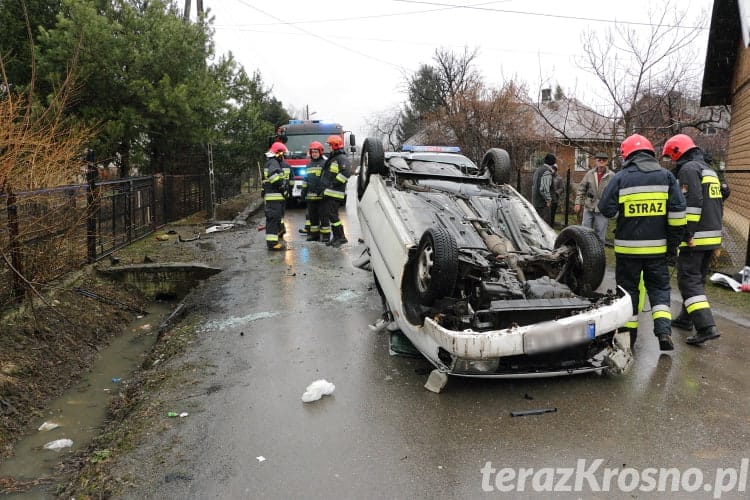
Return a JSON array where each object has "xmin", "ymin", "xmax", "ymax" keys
[{"xmin": 453, "ymin": 358, "xmax": 500, "ymax": 374}]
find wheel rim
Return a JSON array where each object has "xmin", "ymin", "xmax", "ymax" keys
[{"xmin": 416, "ymin": 243, "xmax": 434, "ymax": 294}]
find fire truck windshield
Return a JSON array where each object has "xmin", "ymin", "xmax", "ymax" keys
[{"xmin": 284, "ymin": 134, "xmax": 335, "ymax": 159}]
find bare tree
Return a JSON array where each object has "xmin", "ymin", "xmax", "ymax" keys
[
  {"xmin": 529, "ymin": 0, "xmax": 710, "ymax": 158},
  {"xmin": 577, "ymin": 0, "xmax": 707, "ymax": 137},
  {"xmin": 365, "ymin": 108, "xmax": 402, "ymax": 151}
]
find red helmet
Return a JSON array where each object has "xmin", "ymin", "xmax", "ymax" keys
[
  {"xmin": 269, "ymin": 141, "xmax": 288, "ymax": 156},
  {"xmin": 661, "ymin": 134, "xmax": 697, "ymax": 161},
  {"xmin": 308, "ymin": 141, "xmax": 324, "ymax": 154},
  {"xmin": 620, "ymin": 134, "xmax": 654, "ymax": 160},
  {"xmin": 326, "ymin": 135, "xmax": 344, "ymax": 150}
]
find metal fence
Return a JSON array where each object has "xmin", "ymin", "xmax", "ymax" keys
[
  {"xmin": 528, "ymin": 168, "xmax": 750, "ymax": 275},
  {"xmin": 1, "ymin": 171, "xmax": 247, "ymax": 307}
]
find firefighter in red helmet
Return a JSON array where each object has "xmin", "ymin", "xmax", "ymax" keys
[
  {"xmin": 301, "ymin": 141, "xmax": 327, "ymax": 241},
  {"xmin": 598, "ymin": 134, "xmax": 687, "ymax": 351},
  {"xmin": 319, "ymin": 135, "xmax": 351, "ymax": 246},
  {"xmin": 662, "ymin": 134, "xmax": 723, "ymax": 344},
  {"xmin": 263, "ymin": 141, "xmax": 290, "ymax": 251}
]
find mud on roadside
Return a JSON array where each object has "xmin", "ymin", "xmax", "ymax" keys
[{"xmin": 0, "ymin": 190, "xmax": 261, "ymax": 496}]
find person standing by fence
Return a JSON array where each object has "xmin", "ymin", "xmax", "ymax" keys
[
  {"xmin": 550, "ymin": 164, "xmax": 564, "ymax": 228},
  {"xmin": 532, "ymin": 153, "xmax": 555, "ymax": 225},
  {"xmin": 575, "ymin": 152, "xmax": 613, "ymax": 244}
]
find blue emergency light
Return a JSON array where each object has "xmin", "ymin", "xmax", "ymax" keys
[{"xmin": 402, "ymin": 145, "xmax": 461, "ymax": 153}]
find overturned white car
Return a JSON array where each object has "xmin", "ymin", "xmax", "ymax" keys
[{"xmin": 355, "ymin": 140, "xmax": 634, "ymax": 387}]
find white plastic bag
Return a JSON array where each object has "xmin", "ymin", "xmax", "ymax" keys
[
  {"xmin": 301, "ymin": 379, "xmax": 335, "ymax": 403},
  {"xmin": 43, "ymin": 438, "xmax": 73, "ymax": 450}
]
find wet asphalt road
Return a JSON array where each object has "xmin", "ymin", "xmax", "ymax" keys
[{"xmin": 143, "ymin": 180, "xmax": 750, "ymax": 499}]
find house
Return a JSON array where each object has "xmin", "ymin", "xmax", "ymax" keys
[
  {"xmin": 529, "ymin": 92, "xmax": 619, "ymax": 184},
  {"xmin": 701, "ymin": 0, "xmax": 750, "ymax": 263}
]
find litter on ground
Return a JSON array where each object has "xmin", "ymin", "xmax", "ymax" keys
[
  {"xmin": 38, "ymin": 422, "xmax": 59, "ymax": 431},
  {"xmin": 301, "ymin": 379, "xmax": 335, "ymax": 403},
  {"xmin": 206, "ymin": 223, "xmax": 234, "ymax": 233},
  {"xmin": 43, "ymin": 439, "xmax": 73, "ymax": 450}
]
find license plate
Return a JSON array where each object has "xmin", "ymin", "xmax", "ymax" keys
[{"xmin": 523, "ymin": 322, "xmax": 592, "ymax": 354}]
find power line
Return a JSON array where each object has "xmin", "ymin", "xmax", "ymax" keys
[
  {"xmin": 230, "ymin": 0, "xmax": 407, "ymax": 70},
  {"xmin": 218, "ymin": 0, "xmax": 510, "ymax": 27},
  {"xmin": 395, "ymin": 0, "xmax": 706, "ymax": 29},
  {"xmin": 213, "ymin": 26, "xmax": 574, "ymax": 58}
]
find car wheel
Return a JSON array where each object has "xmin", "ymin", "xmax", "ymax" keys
[
  {"xmin": 554, "ymin": 225, "xmax": 605, "ymax": 296},
  {"xmin": 357, "ymin": 137, "xmax": 385, "ymax": 200},
  {"xmin": 481, "ymin": 148, "xmax": 511, "ymax": 185},
  {"xmin": 413, "ymin": 227, "xmax": 458, "ymax": 306}
]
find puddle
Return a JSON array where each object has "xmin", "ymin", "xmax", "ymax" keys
[{"xmin": 0, "ymin": 301, "xmax": 175, "ymax": 497}]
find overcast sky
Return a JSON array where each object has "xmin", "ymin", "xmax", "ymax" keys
[{"xmin": 205, "ymin": 0, "xmax": 713, "ymax": 142}]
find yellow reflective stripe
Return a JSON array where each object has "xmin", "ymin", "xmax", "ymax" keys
[
  {"xmin": 619, "ymin": 191, "xmax": 669, "ymax": 203},
  {"xmin": 268, "ymin": 173, "xmax": 283, "ymax": 183},
  {"xmin": 692, "ymin": 236, "xmax": 722, "ymax": 246},
  {"xmin": 335, "ymin": 174, "xmax": 348, "ymax": 184},
  {"xmin": 266, "ymin": 235, "xmax": 279, "ymax": 242},
  {"xmin": 330, "ymin": 163, "xmax": 340, "ymax": 173},
  {"xmin": 653, "ymin": 310, "xmax": 672, "ymax": 320},
  {"xmin": 667, "ymin": 217, "xmax": 688, "ymax": 227},
  {"xmin": 614, "ymin": 245, "xmax": 667, "ymax": 255},
  {"xmin": 324, "ymin": 189, "xmax": 345, "ymax": 199},
  {"xmin": 331, "ymin": 221, "xmax": 343, "ymax": 227},
  {"xmin": 624, "ymin": 320, "xmax": 639, "ymax": 329},
  {"xmin": 264, "ymin": 194, "xmax": 285, "ymax": 201},
  {"xmin": 686, "ymin": 301, "xmax": 710, "ymax": 313},
  {"xmin": 638, "ymin": 273, "xmax": 646, "ymax": 312},
  {"xmin": 685, "ymin": 214, "xmax": 701, "ymax": 222},
  {"xmin": 320, "ymin": 228, "xmax": 331, "ymax": 234}
]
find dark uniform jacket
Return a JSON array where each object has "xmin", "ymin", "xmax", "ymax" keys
[
  {"xmin": 263, "ymin": 156, "xmax": 288, "ymax": 202},
  {"xmin": 321, "ymin": 149, "xmax": 351, "ymax": 200},
  {"xmin": 672, "ymin": 149, "xmax": 723, "ymax": 250},
  {"xmin": 598, "ymin": 151, "xmax": 687, "ymax": 257},
  {"xmin": 303, "ymin": 156, "xmax": 326, "ymax": 201}
]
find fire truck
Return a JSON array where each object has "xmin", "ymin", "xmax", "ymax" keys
[{"xmin": 272, "ymin": 120, "xmax": 356, "ymax": 204}]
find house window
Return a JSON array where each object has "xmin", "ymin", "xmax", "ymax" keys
[
  {"xmin": 703, "ymin": 126, "xmax": 717, "ymax": 135},
  {"xmin": 574, "ymin": 148, "xmax": 590, "ymax": 171}
]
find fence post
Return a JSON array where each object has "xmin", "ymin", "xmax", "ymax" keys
[
  {"xmin": 564, "ymin": 168, "xmax": 571, "ymax": 227},
  {"xmin": 126, "ymin": 179, "xmax": 133, "ymax": 241},
  {"xmin": 6, "ymin": 189, "xmax": 24, "ymax": 299},
  {"xmin": 86, "ymin": 149, "xmax": 98, "ymax": 263}
]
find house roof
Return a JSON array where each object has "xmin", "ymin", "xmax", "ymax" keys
[
  {"xmin": 701, "ymin": 0, "xmax": 742, "ymax": 106},
  {"xmin": 531, "ymin": 97, "xmax": 617, "ymax": 142}
]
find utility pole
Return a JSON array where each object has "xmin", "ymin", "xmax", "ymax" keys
[
  {"xmin": 306, "ymin": 105, "xmax": 309, "ymax": 120},
  {"xmin": 184, "ymin": 0, "xmax": 203, "ymax": 20}
]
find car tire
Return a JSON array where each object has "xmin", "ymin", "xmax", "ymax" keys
[
  {"xmin": 481, "ymin": 148, "xmax": 511, "ymax": 185},
  {"xmin": 358, "ymin": 137, "xmax": 386, "ymax": 200},
  {"xmin": 554, "ymin": 225, "xmax": 605, "ymax": 296},
  {"xmin": 413, "ymin": 226, "xmax": 458, "ymax": 306}
]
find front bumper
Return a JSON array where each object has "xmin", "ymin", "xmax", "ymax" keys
[{"xmin": 416, "ymin": 288, "xmax": 633, "ymax": 377}]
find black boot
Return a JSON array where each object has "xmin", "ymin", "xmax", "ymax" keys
[
  {"xmin": 629, "ymin": 328, "xmax": 638, "ymax": 350},
  {"xmin": 330, "ymin": 225, "xmax": 348, "ymax": 247},
  {"xmin": 306, "ymin": 231, "xmax": 320, "ymax": 242},
  {"xmin": 686, "ymin": 326, "xmax": 720, "ymax": 345},
  {"xmin": 658, "ymin": 333, "xmax": 674, "ymax": 351}
]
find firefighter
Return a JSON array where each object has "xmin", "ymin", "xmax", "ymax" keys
[
  {"xmin": 319, "ymin": 135, "xmax": 351, "ymax": 246},
  {"xmin": 662, "ymin": 134, "xmax": 723, "ymax": 344},
  {"xmin": 598, "ymin": 134, "xmax": 687, "ymax": 351},
  {"xmin": 302, "ymin": 141, "xmax": 326, "ymax": 241},
  {"xmin": 263, "ymin": 142, "xmax": 290, "ymax": 251}
]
